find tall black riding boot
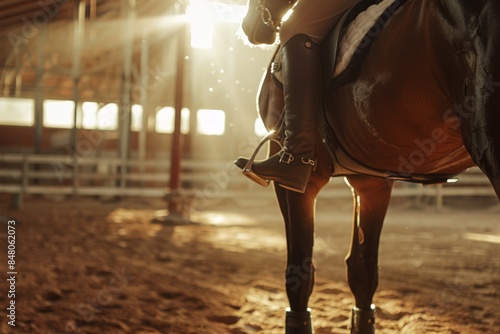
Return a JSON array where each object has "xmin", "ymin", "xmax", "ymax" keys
[{"xmin": 237, "ymin": 34, "xmax": 323, "ymax": 193}]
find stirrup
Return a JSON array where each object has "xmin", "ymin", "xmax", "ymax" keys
[{"xmin": 242, "ymin": 130, "xmax": 282, "ymax": 187}]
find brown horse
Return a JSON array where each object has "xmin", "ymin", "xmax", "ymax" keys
[{"xmin": 238, "ymin": 0, "xmax": 500, "ymax": 333}]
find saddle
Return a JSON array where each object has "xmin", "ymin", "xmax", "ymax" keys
[{"xmin": 269, "ymin": 0, "xmax": 456, "ymax": 184}]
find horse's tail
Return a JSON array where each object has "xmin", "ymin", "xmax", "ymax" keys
[{"xmin": 461, "ymin": 2, "xmax": 500, "ymax": 196}]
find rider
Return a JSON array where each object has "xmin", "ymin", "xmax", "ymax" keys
[{"xmin": 238, "ymin": 0, "xmax": 360, "ymax": 193}]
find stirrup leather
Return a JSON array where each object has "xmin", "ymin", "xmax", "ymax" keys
[{"xmin": 242, "ymin": 130, "xmax": 283, "ymax": 187}]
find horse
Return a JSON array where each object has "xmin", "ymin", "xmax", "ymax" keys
[{"xmin": 237, "ymin": 0, "xmax": 500, "ymax": 333}]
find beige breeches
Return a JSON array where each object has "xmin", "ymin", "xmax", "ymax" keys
[{"xmin": 279, "ymin": 0, "xmax": 360, "ymax": 45}]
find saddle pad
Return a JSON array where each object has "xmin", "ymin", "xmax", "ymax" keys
[{"xmin": 333, "ymin": 0, "xmax": 398, "ymax": 76}]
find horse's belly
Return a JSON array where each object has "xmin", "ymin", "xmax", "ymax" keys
[{"xmin": 327, "ymin": 83, "xmax": 474, "ymax": 176}]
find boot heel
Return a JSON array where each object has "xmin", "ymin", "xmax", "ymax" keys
[{"xmin": 242, "ymin": 131, "xmax": 282, "ymax": 187}]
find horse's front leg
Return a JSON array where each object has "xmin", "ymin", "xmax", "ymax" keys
[
  {"xmin": 344, "ymin": 176, "xmax": 394, "ymax": 334},
  {"xmin": 274, "ymin": 156, "xmax": 330, "ymax": 333}
]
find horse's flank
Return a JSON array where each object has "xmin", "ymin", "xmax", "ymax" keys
[{"xmin": 321, "ymin": 0, "xmax": 500, "ymax": 176}]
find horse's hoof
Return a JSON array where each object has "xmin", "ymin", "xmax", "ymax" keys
[
  {"xmin": 285, "ymin": 308, "xmax": 313, "ymax": 334},
  {"xmin": 349, "ymin": 305, "xmax": 376, "ymax": 334}
]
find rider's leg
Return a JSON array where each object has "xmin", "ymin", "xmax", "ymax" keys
[
  {"xmin": 245, "ymin": 33, "xmax": 322, "ymax": 194},
  {"xmin": 237, "ymin": 0, "xmax": 358, "ymax": 193}
]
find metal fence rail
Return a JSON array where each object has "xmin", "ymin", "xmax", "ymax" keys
[{"xmin": 0, "ymin": 153, "xmax": 496, "ymax": 209}]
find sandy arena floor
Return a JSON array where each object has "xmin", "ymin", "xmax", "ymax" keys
[{"xmin": 0, "ymin": 194, "xmax": 498, "ymax": 334}]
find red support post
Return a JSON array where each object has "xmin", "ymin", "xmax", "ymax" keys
[{"xmin": 154, "ymin": 10, "xmax": 195, "ymax": 225}]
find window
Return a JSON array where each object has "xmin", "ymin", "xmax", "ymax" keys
[
  {"xmin": 82, "ymin": 102, "xmax": 118, "ymax": 130},
  {"xmin": 0, "ymin": 97, "xmax": 34, "ymax": 126},
  {"xmin": 187, "ymin": 0, "xmax": 214, "ymax": 49},
  {"xmin": 97, "ymin": 103, "xmax": 118, "ymax": 130},
  {"xmin": 189, "ymin": 16, "xmax": 214, "ymax": 48},
  {"xmin": 82, "ymin": 102, "xmax": 99, "ymax": 129},
  {"xmin": 197, "ymin": 109, "xmax": 225, "ymax": 135},
  {"xmin": 83, "ymin": 102, "xmax": 140, "ymax": 131},
  {"xmin": 156, "ymin": 107, "xmax": 190, "ymax": 134},
  {"xmin": 43, "ymin": 100, "xmax": 75, "ymax": 128},
  {"xmin": 131, "ymin": 104, "xmax": 143, "ymax": 131},
  {"xmin": 187, "ymin": 0, "xmax": 247, "ymax": 49}
]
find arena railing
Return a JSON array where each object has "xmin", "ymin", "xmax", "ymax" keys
[{"xmin": 0, "ymin": 153, "xmax": 495, "ymax": 209}]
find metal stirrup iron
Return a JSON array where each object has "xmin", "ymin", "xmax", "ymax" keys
[{"xmin": 242, "ymin": 130, "xmax": 283, "ymax": 187}]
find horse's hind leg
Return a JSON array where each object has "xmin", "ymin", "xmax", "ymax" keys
[{"xmin": 344, "ymin": 176, "xmax": 394, "ymax": 334}]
